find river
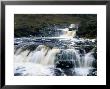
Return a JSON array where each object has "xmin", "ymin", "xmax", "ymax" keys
[{"xmin": 14, "ymin": 24, "xmax": 97, "ymax": 76}]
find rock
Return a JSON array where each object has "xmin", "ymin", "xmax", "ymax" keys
[
  {"xmin": 87, "ymin": 68, "xmax": 97, "ymax": 76},
  {"xmin": 63, "ymin": 69, "xmax": 75, "ymax": 76},
  {"xmin": 55, "ymin": 61, "xmax": 74, "ymax": 69},
  {"xmin": 54, "ymin": 68, "xmax": 64, "ymax": 76},
  {"xmin": 14, "ymin": 73, "xmax": 22, "ymax": 76}
]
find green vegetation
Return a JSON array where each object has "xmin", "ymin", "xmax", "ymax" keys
[
  {"xmin": 76, "ymin": 15, "xmax": 97, "ymax": 38},
  {"xmin": 14, "ymin": 14, "xmax": 97, "ymax": 38}
]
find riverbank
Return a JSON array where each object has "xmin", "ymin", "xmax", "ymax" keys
[{"xmin": 14, "ymin": 14, "xmax": 97, "ymax": 38}]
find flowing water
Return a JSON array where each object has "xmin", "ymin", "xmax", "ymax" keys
[{"xmin": 14, "ymin": 24, "xmax": 97, "ymax": 76}]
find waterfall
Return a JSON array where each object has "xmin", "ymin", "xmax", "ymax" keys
[
  {"xmin": 59, "ymin": 28, "xmax": 76, "ymax": 38},
  {"xmin": 15, "ymin": 45, "xmax": 60, "ymax": 65},
  {"xmin": 83, "ymin": 52, "xmax": 95, "ymax": 68},
  {"xmin": 56, "ymin": 48, "xmax": 95, "ymax": 68},
  {"xmin": 14, "ymin": 24, "xmax": 96, "ymax": 76}
]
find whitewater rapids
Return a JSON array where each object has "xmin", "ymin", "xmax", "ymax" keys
[{"xmin": 14, "ymin": 24, "xmax": 97, "ymax": 76}]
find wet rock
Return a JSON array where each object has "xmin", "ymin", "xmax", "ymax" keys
[
  {"xmin": 14, "ymin": 73, "xmax": 22, "ymax": 76},
  {"xmin": 55, "ymin": 61, "xmax": 74, "ymax": 69},
  {"xmin": 84, "ymin": 46, "xmax": 94, "ymax": 53},
  {"xmin": 87, "ymin": 68, "xmax": 97, "ymax": 76},
  {"xmin": 54, "ymin": 68, "xmax": 64, "ymax": 76},
  {"xmin": 92, "ymin": 59, "xmax": 97, "ymax": 68},
  {"xmin": 63, "ymin": 69, "xmax": 75, "ymax": 76}
]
